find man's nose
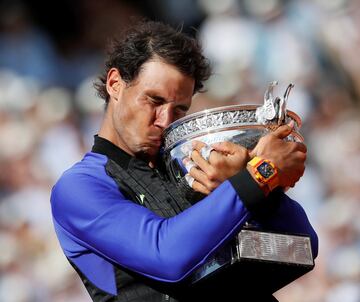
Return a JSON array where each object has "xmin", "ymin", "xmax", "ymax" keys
[{"xmin": 155, "ymin": 107, "xmax": 173, "ymax": 129}]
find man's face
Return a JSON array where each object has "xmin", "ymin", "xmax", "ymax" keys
[{"xmin": 109, "ymin": 60, "xmax": 194, "ymax": 161}]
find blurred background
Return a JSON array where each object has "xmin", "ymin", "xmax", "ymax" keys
[{"xmin": 0, "ymin": 0, "xmax": 359, "ymax": 301}]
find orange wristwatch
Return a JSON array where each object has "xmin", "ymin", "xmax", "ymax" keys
[{"xmin": 247, "ymin": 156, "xmax": 279, "ymax": 192}]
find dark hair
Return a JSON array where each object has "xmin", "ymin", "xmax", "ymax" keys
[{"xmin": 95, "ymin": 20, "xmax": 211, "ymax": 103}]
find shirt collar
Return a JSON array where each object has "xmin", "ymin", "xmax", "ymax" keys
[
  {"xmin": 91, "ymin": 135, "xmax": 165, "ymax": 171},
  {"xmin": 91, "ymin": 135, "xmax": 134, "ymax": 169}
]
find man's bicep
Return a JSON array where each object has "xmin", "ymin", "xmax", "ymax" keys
[{"xmin": 51, "ymin": 172, "xmax": 177, "ymax": 278}]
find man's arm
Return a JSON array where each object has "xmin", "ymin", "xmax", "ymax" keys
[{"xmin": 51, "ymin": 166, "xmax": 257, "ymax": 283}]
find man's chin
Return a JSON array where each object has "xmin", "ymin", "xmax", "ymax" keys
[{"xmin": 135, "ymin": 146, "xmax": 160, "ymax": 161}]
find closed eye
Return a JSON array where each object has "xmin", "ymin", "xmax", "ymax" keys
[
  {"xmin": 176, "ymin": 105, "xmax": 189, "ymax": 114},
  {"xmin": 147, "ymin": 94, "xmax": 189, "ymax": 115},
  {"xmin": 148, "ymin": 95, "xmax": 166, "ymax": 105}
]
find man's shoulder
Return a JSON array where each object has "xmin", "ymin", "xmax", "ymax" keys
[
  {"xmin": 51, "ymin": 152, "xmax": 118, "ymax": 206},
  {"xmin": 58, "ymin": 151, "xmax": 109, "ymax": 183},
  {"xmin": 50, "ymin": 151, "xmax": 124, "ymax": 223}
]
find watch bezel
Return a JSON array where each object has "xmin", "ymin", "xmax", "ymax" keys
[
  {"xmin": 257, "ymin": 161, "xmax": 276, "ymax": 179},
  {"xmin": 253, "ymin": 159, "xmax": 278, "ymax": 183}
]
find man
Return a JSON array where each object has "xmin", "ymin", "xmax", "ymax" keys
[{"xmin": 51, "ymin": 20, "xmax": 318, "ymax": 301}]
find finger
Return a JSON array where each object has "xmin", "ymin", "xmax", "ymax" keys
[
  {"xmin": 287, "ymin": 120, "xmax": 295, "ymax": 129},
  {"xmin": 185, "ymin": 174, "xmax": 212, "ymax": 194},
  {"xmin": 192, "ymin": 180, "xmax": 211, "ymax": 195},
  {"xmin": 189, "ymin": 166, "xmax": 220, "ymax": 189},
  {"xmin": 191, "ymin": 140, "xmax": 207, "ymax": 153},
  {"xmin": 184, "ymin": 174, "xmax": 195, "ymax": 187},
  {"xmin": 248, "ymin": 148, "xmax": 256, "ymax": 159},
  {"xmin": 191, "ymin": 142, "xmax": 217, "ymax": 171},
  {"xmin": 191, "ymin": 149, "xmax": 213, "ymax": 175},
  {"xmin": 189, "ymin": 166, "xmax": 208, "ymax": 184},
  {"xmin": 272, "ymin": 122, "xmax": 294, "ymax": 139},
  {"xmin": 292, "ymin": 150, "xmax": 307, "ymax": 163},
  {"xmin": 191, "ymin": 141, "xmax": 214, "ymax": 162},
  {"xmin": 294, "ymin": 142, "xmax": 307, "ymax": 153},
  {"xmin": 182, "ymin": 158, "xmax": 197, "ymax": 173},
  {"xmin": 211, "ymin": 141, "xmax": 240, "ymax": 155}
]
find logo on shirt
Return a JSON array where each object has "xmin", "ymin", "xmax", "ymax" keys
[{"xmin": 137, "ymin": 194, "xmax": 146, "ymax": 205}]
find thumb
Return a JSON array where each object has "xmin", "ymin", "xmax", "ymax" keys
[{"xmin": 272, "ymin": 120, "xmax": 294, "ymax": 139}]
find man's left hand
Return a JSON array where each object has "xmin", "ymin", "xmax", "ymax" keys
[{"xmin": 184, "ymin": 141, "xmax": 249, "ymax": 195}]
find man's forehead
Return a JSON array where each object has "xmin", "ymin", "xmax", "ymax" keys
[{"xmin": 137, "ymin": 61, "xmax": 195, "ymax": 97}]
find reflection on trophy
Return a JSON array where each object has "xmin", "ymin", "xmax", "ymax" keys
[{"xmin": 163, "ymin": 82, "xmax": 314, "ymax": 295}]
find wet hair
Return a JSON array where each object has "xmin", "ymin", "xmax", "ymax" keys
[{"xmin": 94, "ymin": 20, "xmax": 211, "ymax": 105}]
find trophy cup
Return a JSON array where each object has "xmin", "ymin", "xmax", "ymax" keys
[{"xmin": 163, "ymin": 82, "xmax": 314, "ymax": 295}]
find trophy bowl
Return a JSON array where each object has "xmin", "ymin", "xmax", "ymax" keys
[
  {"xmin": 163, "ymin": 104, "xmax": 303, "ymax": 198},
  {"xmin": 162, "ymin": 83, "xmax": 315, "ymax": 294}
]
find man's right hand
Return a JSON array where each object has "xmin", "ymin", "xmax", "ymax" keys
[{"xmin": 249, "ymin": 122, "xmax": 307, "ymax": 189}]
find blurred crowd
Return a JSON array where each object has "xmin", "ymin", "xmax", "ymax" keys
[{"xmin": 0, "ymin": 0, "xmax": 360, "ymax": 301}]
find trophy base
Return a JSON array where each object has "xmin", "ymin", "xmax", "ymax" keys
[{"xmin": 190, "ymin": 228, "xmax": 314, "ymax": 295}]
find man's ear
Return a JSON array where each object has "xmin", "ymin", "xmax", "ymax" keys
[{"xmin": 106, "ymin": 68, "xmax": 125, "ymax": 101}]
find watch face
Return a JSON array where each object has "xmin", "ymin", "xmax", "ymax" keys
[{"xmin": 257, "ymin": 161, "xmax": 275, "ymax": 179}]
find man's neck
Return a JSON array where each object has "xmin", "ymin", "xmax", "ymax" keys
[{"xmin": 98, "ymin": 111, "xmax": 121, "ymax": 149}]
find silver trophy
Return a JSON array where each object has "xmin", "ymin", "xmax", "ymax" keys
[{"xmin": 163, "ymin": 82, "xmax": 314, "ymax": 294}]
